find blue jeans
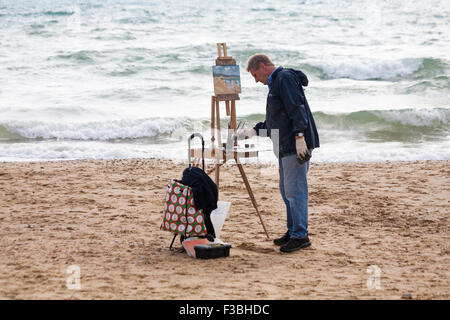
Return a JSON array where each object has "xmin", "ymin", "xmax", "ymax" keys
[{"xmin": 279, "ymin": 154, "xmax": 310, "ymax": 239}]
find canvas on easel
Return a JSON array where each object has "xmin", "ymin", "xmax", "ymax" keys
[{"xmin": 212, "ymin": 65, "xmax": 241, "ymax": 96}]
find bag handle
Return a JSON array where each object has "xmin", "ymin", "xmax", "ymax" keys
[{"xmin": 188, "ymin": 133, "xmax": 205, "ymax": 171}]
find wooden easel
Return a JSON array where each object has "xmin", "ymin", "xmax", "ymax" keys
[{"xmin": 191, "ymin": 43, "xmax": 270, "ymax": 239}]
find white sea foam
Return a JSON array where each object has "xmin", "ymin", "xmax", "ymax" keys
[
  {"xmin": 0, "ymin": 140, "xmax": 189, "ymax": 162},
  {"xmin": 1, "ymin": 118, "xmax": 185, "ymax": 140},
  {"xmin": 1, "ymin": 138, "xmax": 449, "ymax": 163},
  {"xmin": 311, "ymin": 139, "xmax": 450, "ymax": 163}
]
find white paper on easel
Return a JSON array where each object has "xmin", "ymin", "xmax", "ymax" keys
[{"xmin": 210, "ymin": 201, "xmax": 231, "ymax": 239}]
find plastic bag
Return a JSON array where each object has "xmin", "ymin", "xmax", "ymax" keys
[{"xmin": 210, "ymin": 201, "xmax": 231, "ymax": 239}]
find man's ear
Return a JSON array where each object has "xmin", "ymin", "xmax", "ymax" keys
[{"xmin": 258, "ymin": 61, "xmax": 265, "ymax": 71}]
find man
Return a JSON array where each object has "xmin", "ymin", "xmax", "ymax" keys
[{"xmin": 242, "ymin": 54, "xmax": 319, "ymax": 253}]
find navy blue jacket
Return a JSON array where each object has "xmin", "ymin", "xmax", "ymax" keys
[{"xmin": 253, "ymin": 67, "xmax": 320, "ymax": 157}]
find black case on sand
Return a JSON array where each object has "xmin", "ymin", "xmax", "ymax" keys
[{"xmin": 194, "ymin": 243, "xmax": 231, "ymax": 259}]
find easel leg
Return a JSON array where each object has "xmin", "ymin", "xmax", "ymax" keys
[
  {"xmin": 214, "ymin": 97, "xmax": 222, "ymax": 198},
  {"xmin": 211, "ymin": 96, "xmax": 216, "ymax": 158},
  {"xmin": 236, "ymin": 162, "xmax": 270, "ymax": 239},
  {"xmin": 215, "ymin": 163, "xmax": 220, "ymax": 199}
]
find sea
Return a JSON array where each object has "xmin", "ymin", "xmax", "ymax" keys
[{"xmin": 1, "ymin": 0, "xmax": 449, "ymax": 163}]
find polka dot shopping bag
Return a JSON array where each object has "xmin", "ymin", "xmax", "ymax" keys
[{"xmin": 161, "ymin": 179, "xmax": 207, "ymax": 238}]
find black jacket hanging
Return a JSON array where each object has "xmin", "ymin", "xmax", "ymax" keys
[{"xmin": 181, "ymin": 166, "xmax": 218, "ymax": 238}]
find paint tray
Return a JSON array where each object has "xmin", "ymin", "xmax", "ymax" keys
[{"xmin": 182, "ymin": 237, "xmax": 210, "ymax": 258}]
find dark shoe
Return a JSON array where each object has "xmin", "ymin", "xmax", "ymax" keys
[
  {"xmin": 280, "ymin": 236, "xmax": 311, "ymax": 253},
  {"xmin": 273, "ymin": 231, "xmax": 290, "ymax": 246}
]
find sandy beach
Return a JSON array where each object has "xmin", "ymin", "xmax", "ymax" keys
[{"xmin": 0, "ymin": 158, "xmax": 448, "ymax": 300}]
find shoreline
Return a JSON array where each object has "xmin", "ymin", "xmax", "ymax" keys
[
  {"xmin": 0, "ymin": 158, "xmax": 449, "ymax": 299},
  {"xmin": 1, "ymin": 157, "xmax": 449, "ymax": 165}
]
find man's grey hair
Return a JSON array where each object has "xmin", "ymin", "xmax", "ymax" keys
[{"xmin": 246, "ymin": 54, "xmax": 275, "ymax": 72}]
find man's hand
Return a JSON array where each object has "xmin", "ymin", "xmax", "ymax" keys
[
  {"xmin": 295, "ymin": 136, "xmax": 307, "ymax": 158},
  {"xmin": 236, "ymin": 128, "xmax": 256, "ymax": 140}
]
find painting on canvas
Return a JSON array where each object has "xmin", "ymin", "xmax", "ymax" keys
[{"xmin": 212, "ymin": 65, "xmax": 241, "ymax": 95}]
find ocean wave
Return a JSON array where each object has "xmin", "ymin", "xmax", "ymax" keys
[
  {"xmin": 2, "ymin": 108, "xmax": 448, "ymax": 144},
  {"xmin": 1, "ymin": 110, "xmax": 449, "ymax": 162},
  {"xmin": 250, "ymin": 8, "xmax": 276, "ymax": 12},
  {"xmin": 0, "ymin": 124, "xmax": 25, "ymax": 141},
  {"xmin": 314, "ymin": 108, "xmax": 449, "ymax": 127},
  {"xmin": 410, "ymin": 58, "xmax": 449, "ymax": 80},
  {"xmin": 0, "ymin": 140, "xmax": 182, "ymax": 161},
  {"xmin": 313, "ymin": 108, "xmax": 449, "ymax": 142},
  {"xmin": 1, "ymin": 133, "xmax": 448, "ymax": 163},
  {"xmin": 52, "ymin": 50, "xmax": 105, "ymax": 63},
  {"xmin": 240, "ymin": 108, "xmax": 449, "ymax": 129},
  {"xmin": 0, "ymin": 118, "xmax": 187, "ymax": 141},
  {"xmin": 308, "ymin": 58, "xmax": 424, "ymax": 80},
  {"xmin": 303, "ymin": 58, "xmax": 449, "ymax": 81},
  {"xmin": 116, "ymin": 16, "xmax": 158, "ymax": 24},
  {"xmin": 237, "ymin": 108, "xmax": 450, "ymax": 142},
  {"xmin": 42, "ymin": 11, "xmax": 74, "ymax": 16},
  {"xmin": 5, "ymin": 10, "xmax": 76, "ymax": 18},
  {"xmin": 229, "ymin": 49, "xmax": 447, "ymax": 81},
  {"xmin": 403, "ymin": 75, "xmax": 450, "ymax": 93}
]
